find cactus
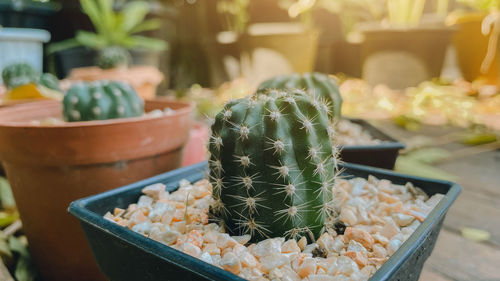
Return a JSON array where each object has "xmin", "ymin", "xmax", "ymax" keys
[
  {"xmin": 39, "ymin": 73, "xmax": 62, "ymax": 92},
  {"xmin": 96, "ymin": 46, "xmax": 131, "ymax": 69},
  {"xmin": 2, "ymin": 63, "xmax": 39, "ymax": 90},
  {"xmin": 63, "ymin": 80, "xmax": 144, "ymax": 122},
  {"xmin": 258, "ymin": 72, "xmax": 343, "ymax": 120},
  {"xmin": 209, "ymin": 89, "xmax": 340, "ymax": 241}
]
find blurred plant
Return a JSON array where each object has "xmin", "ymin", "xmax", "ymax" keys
[
  {"xmin": 0, "ymin": 177, "xmax": 38, "ymax": 281},
  {"xmin": 315, "ymin": 0, "xmax": 385, "ymax": 36},
  {"xmin": 176, "ymin": 78, "xmax": 251, "ymax": 119},
  {"xmin": 456, "ymin": 0, "xmax": 500, "ymax": 11},
  {"xmin": 217, "ymin": 0, "xmax": 249, "ymax": 34},
  {"xmin": 48, "ymin": 0, "xmax": 167, "ymax": 54},
  {"xmin": 436, "ymin": 0, "xmax": 450, "ymax": 16},
  {"xmin": 386, "ymin": 0, "xmax": 426, "ymax": 27},
  {"xmin": 279, "ymin": 0, "xmax": 317, "ymax": 27}
]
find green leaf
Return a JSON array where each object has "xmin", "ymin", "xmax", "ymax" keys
[
  {"xmin": 119, "ymin": 1, "xmax": 150, "ymax": 32},
  {"xmin": 8, "ymin": 236, "xmax": 29, "ymax": 258},
  {"xmin": 97, "ymin": 0, "xmax": 115, "ymax": 34},
  {"xmin": 0, "ymin": 238, "xmax": 12, "ymax": 261},
  {"xmin": 46, "ymin": 39, "xmax": 82, "ymax": 54},
  {"xmin": 130, "ymin": 19, "xmax": 162, "ymax": 34},
  {"xmin": 0, "ymin": 177, "xmax": 15, "ymax": 210},
  {"xmin": 75, "ymin": 31, "xmax": 108, "ymax": 49},
  {"xmin": 127, "ymin": 35, "xmax": 168, "ymax": 51},
  {"xmin": 80, "ymin": 0, "xmax": 106, "ymax": 35},
  {"xmin": 14, "ymin": 256, "xmax": 37, "ymax": 281},
  {"xmin": 0, "ymin": 212, "xmax": 17, "ymax": 228}
]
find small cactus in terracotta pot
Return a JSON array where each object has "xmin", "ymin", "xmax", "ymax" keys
[
  {"xmin": 63, "ymin": 80, "xmax": 144, "ymax": 122},
  {"xmin": 1, "ymin": 63, "xmax": 63, "ymax": 104},
  {"xmin": 0, "ymin": 81, "xmax": 194, "ymax": 281},
  {"xmin": 209, "ymin": 89, "xmax": 340, "ymax": 241},
  {"xmin": 68, "ymin": 46, "xmax": 164, "ymax": 100}
]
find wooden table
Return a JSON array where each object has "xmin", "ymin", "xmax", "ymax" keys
[{"xmin": 371, "ymin": 121, "xmax": 500, "ymax": 281}]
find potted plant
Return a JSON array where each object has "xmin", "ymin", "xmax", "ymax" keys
[
  {"xmin": 216, "ymin": 0, "xmax": 320, "ymax": 87},
  {"xmin": 356, "ymin": 0, "xmax": 454, "ymax": 89},
  {"xmin": 258, "ymin": 72, "xmax": 405, "ymax": 169},
  {"xmin": 310, "ymin": 0, "xmax": 386, "ymax": 76},
  {"xmin": 0, "ymin": 80, "xmax": 194, "ymax": 281},
  {"xmin": 68, "ymin": 89, "xmax": 460, "ymax": 281},
  {"xmin": 1, "ymin": 62, "xmax": 63, "ymax": 105},
  {"xmin": 49, "ymin": 0, "xmax": 167, "ymax": 97},
  {"xmin": 446, "ymin": 0, "xmax": 499, "ymax": 84},
  {"xmin": 0, "ymin": 27, "xmax": 50, "ymax": 81},
  {"xmin": 0, "ymin": 0, "xmax": 60, "ymax": 30}
]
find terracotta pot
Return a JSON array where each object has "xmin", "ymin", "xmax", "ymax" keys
[
  {"xmin": 359, "ymin": 23, "xmax": 454, "ymax": 89},
  {"xmin": 0, "ymin": 99, "xmax": 194, "ymax": 281},
  {"xmin": 68, "ymin": 65, "xmax": 164, "ymax": 99},
  {"xmin": 449, "ymin": 12, "xmax": 498, "ymax": 84},
  {"xmin": 182, "ymin": 122, "xmax": 210, "ymax": 167}
]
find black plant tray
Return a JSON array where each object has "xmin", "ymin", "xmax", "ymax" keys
[
  {"xmin": 69, "ymin": 162, "xmax": 460, "ymax": 281},
  {"xmin": 341, "ymin": 119, "xmax": 406, "ymax": 170}
]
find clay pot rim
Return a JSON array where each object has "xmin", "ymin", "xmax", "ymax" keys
[
  {"xmin": 68, "ymin": 66, "xmax": 164, "ymax": 86},
  {"xmin": 0, "ymin": 98, "xmax": 195, "ymax": 128}
]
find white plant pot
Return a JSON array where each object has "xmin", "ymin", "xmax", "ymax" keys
[{"xmin": 0, "ymin": 28, "xmax": 50, "ymax": 83}]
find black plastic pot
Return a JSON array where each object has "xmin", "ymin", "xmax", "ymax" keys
[
  {"xmin": 341, "ymin": 119, "xmax": 406, "ymax": 170},
  {"xmin": 69, "ymin": 161, "xmax": 460, "ymax": 281},
  {"xmin": 0, "ymin": 1, "xmax": 59, "ymax": 30},
  {"xmin": 54, "ymin": 47, "xmax": 162, "ymax": 79}
]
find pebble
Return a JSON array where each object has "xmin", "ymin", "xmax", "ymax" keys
[
  {"xmin": 220, "ymin": 252, "xmax": 242, "ymax": 274},
  {"xmin": 105, "ymin": 174, "xmax": 445, "ymax": 281}
]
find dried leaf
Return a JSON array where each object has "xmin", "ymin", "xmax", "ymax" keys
[
  {"xmin": 459, "ymin": 132, "xmax": 497, "ymax": 146},
  {"xmin": 395, "ymin": 156, "xmax": 456, "ymax": 181},
  {"xmin": 402, "ymin": 147, "xmax": 452, "ymax": 164},
  {"xmin": 461, "ymin": 227, "xmax": 491, "ymax": 242}
]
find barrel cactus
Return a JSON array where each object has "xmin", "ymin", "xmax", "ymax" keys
[
  {"xmin": 258, "ymin": 72, "xmax": 343, "ymax": 120},
  {"xmin": 209, "ymin": 89, "xmax": 340, "ymax": 241},
  {"xmin": 96, "ymin": 46, "xmax": 131, "ymax": 69},
  {"xmin": 39, "ymin": 73, "xmax": 62, "ymax": 92},
  {"xmin": 63, "ymin": 80, "xmax": 144, "ymax": 122},
  {"xmin": 2, "ymin": 63, "xmax": 39, "ymax": 90}
]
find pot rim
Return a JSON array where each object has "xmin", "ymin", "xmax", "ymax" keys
[{"xmin": 0, "ymin": 98, "xmax": 195, "ymax": 128}]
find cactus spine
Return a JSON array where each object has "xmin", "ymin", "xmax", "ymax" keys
[
  {"xmin": 258, "ymin": 72, "xmax": 343, "ymax": 120},
  {"xmin": 63, "ymin": 80, "xmax": 144, "ymax": 122},
  {"xmin": 209, "ymin": 89, "xmax": 340, "ymax": 241}
]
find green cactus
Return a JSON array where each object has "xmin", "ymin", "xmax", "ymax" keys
[
  {"xmin": 209, "ymin": 89, "xmax": 340, "ymax": 241},
  {"xmin": 63, "ymin": 80, "xmax": 144, "ymax": 122},
  {"xmin": 96, "ymin": 46, "xmax": 132, "ymax": 69},
  {"xmin": 258, "ymin": 72, "xmax": 343, "ymax": 120},
  {"xmin": 2, "ymin": 63, "xmax": 39, "ymax": 90},
  {"xmin": 2, "ymin": 63, "xmax": 62, "ymax": 92},
  {"xmin": 39, "ymin": 73, "xmax": 62, "ymax": 92}
]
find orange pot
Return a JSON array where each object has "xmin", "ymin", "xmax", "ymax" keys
[
  {"xmin": 0, "ymin": 99, "xmax": 194, "ymax": 281},
  {"xmin": 68, "ymin": 66, "xmax": 164, "ymax": 99},
  {"xmin": 182, "ymin": 122, "xmax": 210, "ymax": 167},
  {"xmin": 449, "ymin": 12, "xmax": 498, "ymax": 83}
]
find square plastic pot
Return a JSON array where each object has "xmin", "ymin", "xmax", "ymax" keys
[
  {"xmin": 341, "ymin": 119, "xmax": 406, "ymax": 170},
  {"xmin": 69, "ymin": 161, "xmax": 461, "ymax": 281}
]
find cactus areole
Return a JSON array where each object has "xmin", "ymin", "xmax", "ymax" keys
[
  {"xmin": 209, "ymin": 89, "xmax": 340, "ymax": 241},
  {"xmin": 257, "ymin": 72, "xmax": 343, "ymax": 120},
  {"xmin": 63, "ymin": 80, "xmax": 144, "ymax": 122}
]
